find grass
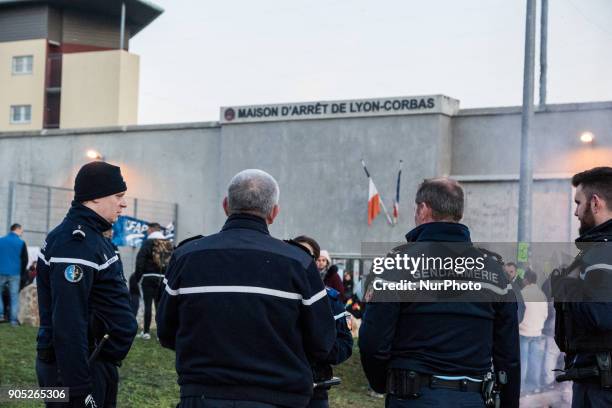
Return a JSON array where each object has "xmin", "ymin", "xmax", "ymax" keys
[{"xmin": 0, "ymin": 325, "xmax": 384, "ymax": 408}]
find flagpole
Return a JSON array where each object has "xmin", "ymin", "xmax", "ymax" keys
[
  {"xmin": 361, "ymin": 159, "xmax": 371, "ymax": 178},
  {"xmin": 361, "ymin": 159, "xmax": 393, "ymax": 225},
  {"xmin": 379, "ymin": 196, "xmax": 394, "ymax": 225},
  {"xmin": 393, "ymin": 160, "xmax": 403, "ymax": 225}
]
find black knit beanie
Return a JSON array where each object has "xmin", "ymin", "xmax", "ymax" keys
[{"xmin": 74, "ymin": 161, "xmax": 127, "ymax": 202}]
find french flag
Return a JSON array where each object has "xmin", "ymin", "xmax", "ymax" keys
[
  {"xmin": 368, "ymin": 177, "xmax": 381, "ymax": 226},
  {"xmin": 362, "ymin": 160, "xmax": 381, "ymax": 226}
]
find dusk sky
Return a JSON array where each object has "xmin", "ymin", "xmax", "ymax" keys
[{"xmin": 130, "ymin": 0, "xmax": 612, "ymax": 124}]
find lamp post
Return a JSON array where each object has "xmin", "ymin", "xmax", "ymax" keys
[{"xmin": 517, "ymin": 0, "xmax": 537, "ymax": 275}]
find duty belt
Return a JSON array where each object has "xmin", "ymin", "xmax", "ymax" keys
[
  {"xmin": 37, "ymin": 347, "xmax": 56, "ymax": 364},
  {"xmin": 386, "ymin": 369, "xmax": 482, "ymax": 398},
  {"xmin": 556, "ymin": 352, "xmax": 612, "ymax": 389},
  {"xmin": 37, "ymin": 344, "xmax": 121, "ymax": 367}
]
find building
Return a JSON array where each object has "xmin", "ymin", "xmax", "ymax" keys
[
  {"xmin": 0, "ymin": 94, "xmax": 610, "ymax": 275},
  {"xmin": 0, "ymin": 0, "xmax": 162, "ymax": 131}
]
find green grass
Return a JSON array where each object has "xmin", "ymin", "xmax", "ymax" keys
[{"xmin": 0, "ymin": 325, "xmax": 384, "ymax": 408}]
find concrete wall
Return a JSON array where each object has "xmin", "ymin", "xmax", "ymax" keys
[
  {"xmin": 451, "ymin": 102, "xmax": 612, "ymax": 243},
  {"xmin": 0, "ymin": 99, "xmax": 610, "ymax": 256},
  {"xmin": 217, "ymin": 113, "xmax": 454, "ymax": 253},
  {"xmin": 60, "ymin": 50, "xmax": 139, "ymax": 128},
  {"xmin": 0, "ymin": 39, "xmax": 47, "ymax": 131},
  {"xmin": 461, "ymin": 179, "xmax": 574, "ymax": 243},
  {"xmin": 0, "ymin": 123, "xmax": 220, "ymax": 246},
  {"xmin": 452, "ymin": 103, "xmax": 612, "ymax": 176}
]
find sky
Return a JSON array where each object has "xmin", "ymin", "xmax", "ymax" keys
[{"xmin": 130, "ymin": 0, "xmax": 612, "ymax": 125}]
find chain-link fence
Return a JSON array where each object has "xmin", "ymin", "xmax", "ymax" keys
[
  {"xmin": 4, "ymin": 182, "xmax": 178, "ymax": 276},
  {"xmin": 0, "ymin": 185, "xmax": 9, "ymax": 239}
]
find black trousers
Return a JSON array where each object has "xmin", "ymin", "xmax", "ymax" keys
[
  {"xmin": 141, "ymin": 277, "xmax": 162, "ymax": 333},
  {"xmin": 572, "ymin": 382, "xmax": 612, "ymax": 407},
  {"xmin": 177, "ymin": 398, "xmax": 281, "ymax": 408},
  {"xmin": 130, "ymin": 292, "xmax": 140, "ymax": 316},
  {"xmin": 385, "ymin": 386, "xmax": 485, "ymax": 408},
  {"xmin": 36, "ymin": 358, "xmax": 118, "ymax": 407},
  {"xmin": 306, "ymin": 399, "xmax": 329, "ymax": 408}
]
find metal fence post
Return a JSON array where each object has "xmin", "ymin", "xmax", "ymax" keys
[
  {"xmin": 46, "ymin": 186, "xmax": 52, "ymax": 232},
  {"xmin": 6, "ymin": 181, "xmax": 15, "ymax": 233},
  {"xmin": 173, "ymin": 203, "xmax": 179, "ymax": 240}
]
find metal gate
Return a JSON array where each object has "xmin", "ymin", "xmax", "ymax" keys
[{"xmin": 4, "ymin": 181, "xmax": 178, "ymax": 275}]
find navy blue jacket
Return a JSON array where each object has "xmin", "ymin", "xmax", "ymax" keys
[
  {"xmin": 36, "ymin": 203, "xmax": 137, "ymax": 396},
  {"xmin": 359, "ymin": 222, "xmax": 520, "ymax": 408},
  {"xmin": 323, "ymin": 287, "xmax": 353, "ymax": 366},
  {"xmin": 555, "ymin": 218, "xmax": 612, "ymax": 367},
  {"xmin": 311, "ymin": 287, "xmax": 353, "ymax": 401},
  {"xmin": 157, "ymin": 214, "xmax": 336, "ymax": 407}
]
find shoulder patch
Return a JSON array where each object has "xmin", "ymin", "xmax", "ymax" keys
[
  {"xmin": 476, "ymin": 247, "xmax": 504, "ymax": 265},
  {"xmin": 64, "ymin": 264, "xmax": 84, "ymax": 283},
  {"xmin": 389, "ymin": 243, "xmax": 411, "ymax": 256},
  {"xmin": 72, "ymin": 228, "xmax": 86, "ymax": 241},
  {"xmin": 177, "ymin": 235, "xmax": 204, "ymax": 248}
]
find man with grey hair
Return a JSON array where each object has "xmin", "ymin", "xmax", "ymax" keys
[
  {"xmin": 226, "ymin": 168, "xmax": 280, "ymax": 220},
  {"xmin": 157, "ymin": 169, "xmax": 336, "ymax": 408}
]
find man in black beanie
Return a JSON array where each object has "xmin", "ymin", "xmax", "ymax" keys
[{"xmin": 36, "ymin": 161, "xmax": 137, "ymax": 408}]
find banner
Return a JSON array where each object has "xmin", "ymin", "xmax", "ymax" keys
[{"xmin": 112, "ymin": 216, "xmax": 174, "ymax": 247}]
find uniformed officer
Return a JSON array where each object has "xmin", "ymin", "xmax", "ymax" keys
[
  {"xmin": 36, "ymin": 161, "xmax": 138, "ymax": 407},
  {"xmin": 359, "ymin": 178, "xmax": 520, "ymax": 407},
  {"xmin": 157, "ymin": 169, "xmax": 336, "ymax": 408},
  {"xmin": 552, "ymin": 167, "xmax": 612, "ymax": 407}
]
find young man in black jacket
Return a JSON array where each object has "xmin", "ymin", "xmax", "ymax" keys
[{"xmin": 553, "ymin": 167, "xmax": 612, "ymax": 407}]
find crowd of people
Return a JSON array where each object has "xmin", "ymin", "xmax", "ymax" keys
[{"xmin": 2, "ymin": 162, "xmax": 612, "ymax": 408}]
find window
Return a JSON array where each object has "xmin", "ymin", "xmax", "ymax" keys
[
  {"xmin": 10, "ymin": 105, "xmax": 32, "ymax": 124},
  {"xmin": 12, "ymin": 55, "xmax": 33, "ymax": 75}
]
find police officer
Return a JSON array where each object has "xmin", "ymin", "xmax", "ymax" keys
[
  {"xmin": 553, "ymin": 167, "xmax": 612, "ymax": 407},
  {"xmin": 36, "ymin": 161, "xmax": 137, "ymax": 407},
  {"xmin": 359, "ymin": 178, "xmax": 520, "ymax": 407},
  {"xmin": 156, "ymin": 169, "xmax": 336, "ymax": 408}
]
